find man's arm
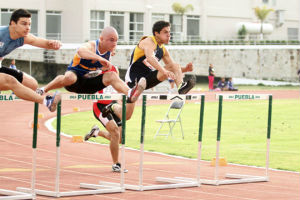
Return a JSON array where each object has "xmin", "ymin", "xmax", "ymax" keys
[
  {"xmin": 141, "ymin": 38, "xmax": 165, "ymax": 72},
  {"xmin": 24, "ymin": 33, "xmax": 61, "ymax": 50},
  {"xmin": 77, "ymin": 41, "xmax": 111, "ymax": 70}
]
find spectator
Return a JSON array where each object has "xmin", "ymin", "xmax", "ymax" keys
[
  {"xmin": 226, "ymin": 77, "xmax": 238, "ymax": 91},
  {"xmin": 217, "ymin": 77, "xmax": 228, "ymax": 91},
  {"xmin": 298, "ymin": 69, "xmax": 300, "ymax": 81},
  {"xmin": 208, "ymin": 64, "xmax": 215, "ymax": 91},
  {"xmin": 9, "ymin": 59, "xmax": 17, "ymax": 70}
]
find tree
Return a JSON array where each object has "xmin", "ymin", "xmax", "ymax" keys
[
  {"xmin": 238, "ymin": 25, "xmax": 247, "ymax": 40},
  {"xmin": 171, "ymin": 2, "xmax": 194, "ymax": 41},
  {"xmin": 254, "ymin": 6, "xmax": 274, "ymax": 40}
]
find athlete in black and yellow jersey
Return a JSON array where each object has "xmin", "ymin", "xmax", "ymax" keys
[{"xmin": 125, "ymin": 20, "xmax": 194, "ymax": 93}]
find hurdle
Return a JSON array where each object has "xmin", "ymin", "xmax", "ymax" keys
[
  {"xmin": 94, "ymin": 94, "xmax": 204, "ymax": 191},
  {"xmin": 198, "ymin": 93, "xmax": 272, "ymax": 185},
  {"xmin": 0, "ymin": 94, "xmax": 35, "ymax": 200},
  {"xmin": 17, "ymin": 93, "xmax": 126, "ymax": 197}
]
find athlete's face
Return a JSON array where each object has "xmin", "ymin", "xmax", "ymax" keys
[
  {"xmin": 101, "ymin": 33, "xmax": 118, "ymax": 52},
  {"xmin": 12, "ymin": 17, "xmax": 31, "ymax": 37},
  {"xmin": 156, "ymin": 26, "xmax": 171, "ymax": 44}
]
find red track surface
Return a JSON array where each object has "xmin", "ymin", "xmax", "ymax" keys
[{"xmin": 0, "ymin": 90, "xmax": 299, "ymax": 199}]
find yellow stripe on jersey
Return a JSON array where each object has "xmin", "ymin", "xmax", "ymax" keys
[
  {"xmin": 71, "ymin": 54, "xmax": 81, "ymax": 67},
  {"xmin": 79, "ymin": 64, "xmax": 97, "ymax": 71}
]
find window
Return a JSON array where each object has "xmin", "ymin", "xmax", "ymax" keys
[
  {"xmin": 90, "ymin": 10, "xmax": 105, "ymax": 40},
  {"xmin": 287, "ymin": 28, "xmax": 298, "ymax": 40},
  {"xmin": 187, "ymin": 15, "xmax": 200, "ymax": 41},
  {"xmin": 152, "ymin": 14, "xmax": 164, "ymax": 26},
  {"xmin": 170, "ymin": 15, "xmax": 182, "ymax": 41},
  {"xmin": 1, "ymin": 8, "xmax": 13, "ymax": 25},
  {"xmin": 110, "ymin": 11, "xmax": 124, "ymax": 41},
  {"xmin": 46, "ymin": 11, "xmax": 61, "ymax": 40},
  {"xmin": 129, "ymin": 13, "xmax": 144, "ymax": 42},
  {"xmin": 1, "ymin": 9, "xmax": 38, "ymax": 36}
]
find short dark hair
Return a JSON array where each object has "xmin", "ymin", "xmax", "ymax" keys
[
  {"xmin": 152, "ymin": 21, "xmax": 170, "ymax": 35},
  {"xmin": 10, "ymin": 9, "xmax": 31, "ymax": 25}
]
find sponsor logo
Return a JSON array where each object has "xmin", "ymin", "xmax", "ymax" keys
[
  {"xmin": 232, "ymin": 94, "xmax": 255, "ymax": 100},
  {"xmin": 170, "ymin": 96, "xmax": 183, "ymax": 101},
  {"xmin": 0, "ymin": 95, "xmax": 20, "ymax": 101},
  {"xmin": 75, "ymin": 94, "xmax": 109, "ymax": 100}
]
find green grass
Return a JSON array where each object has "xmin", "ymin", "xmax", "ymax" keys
[{"xmin": 53, "ymin": 98, "xmax": 300, "ymax": 172}]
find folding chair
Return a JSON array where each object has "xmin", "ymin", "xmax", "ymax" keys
[{"xmin": 154, "ymin": 100, "xmax": 185, "ymax": 139}]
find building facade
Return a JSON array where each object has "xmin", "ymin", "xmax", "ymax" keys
[{"xmin": 0, "ymin": 0, "xmax": 299, "ymax": 43}]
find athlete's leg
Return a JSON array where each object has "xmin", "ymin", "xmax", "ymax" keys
[
  {"xmin": 44, "ymin": 71, "xmax": 77, "ymax": 93},
  {"xmin": 21, "ymin": 72, "xmax": 38, "ymax": 90},
  {"xmin": 102, "ymin": 72, "xmax": 130, "ymax": 94},
  {"xmin": 105, "ymin": 120, "xmax": 120, "ymax": 164},
  {"xmin": 0, "ymin": 74, "xmax": 43, "ymax": 103}
]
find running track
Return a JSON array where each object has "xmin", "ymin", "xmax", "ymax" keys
[{"xmin": 0, "ymin": 90, "xmax": 299, "ymax": 199}]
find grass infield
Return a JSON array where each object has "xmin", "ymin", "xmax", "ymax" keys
[{"xmin": 52, "ymin": 97, "xmax": 300, "ymax": 172}]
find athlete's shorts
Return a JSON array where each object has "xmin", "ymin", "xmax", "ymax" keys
[
  {"xmin": 93, "ymin": 101, "xmax": 122, "ymax": 127},
  {"xmin": 65, "ymin": 70, "xmax": 106, "ymax": 94},
  {"xmin": 127, "ymin": 63, "xmax": 161, "ymax": 89},
  {"xmin": 0, "ymin": 66, "xmax": 23, "ymax": 83}
]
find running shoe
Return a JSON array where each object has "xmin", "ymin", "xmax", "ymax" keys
[
  {"xmin": 45, "ymin": 91, "xmax": 61, "ymax": 112},
  {"xmin": 84, "ymin": 125, "xmax": 100, "ymax": 141},
  {"xmin": 178, "ymin": 79, "xmax": 196, "ymax": 94},
  {"xmin": 112, "ymin": 162, "xmax": 128, "ymax": 173},
  {"xmin": 128, "ymin": 77, "xmax": 146, "ymax": 103}
]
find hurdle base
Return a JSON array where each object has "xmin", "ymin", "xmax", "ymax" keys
[
  {"xmin": 0, "ymin": 189, "xmax": 34, "ymax": 200},
  {"xmin": 179, "ymin": 173, "xmax": 269, "ymax": 185},
  {"xmin": 17, "ymin": 186, "xmax": 123, "ymax": 198},
  {"xmin": 90, "ymin": 178, "xmax": 199, "ymax": 191}
]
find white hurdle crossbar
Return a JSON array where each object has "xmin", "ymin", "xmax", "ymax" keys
[
  {"xmin": 92, "ymin": 94, "xmax": 205, "ymax": 191},
  {"xmin": 198, "ymin": 93, "xmax": 272, "ymax": 185},
  {"xmin": 0, "ymin": 94, "xmax": 35, "ymax": 200},
  {"xmin": 17, "ymin": 93, "xmax": 126, "ymax": 197}
]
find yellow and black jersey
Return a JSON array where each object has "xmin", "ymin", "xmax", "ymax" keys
[
  {"xmin": 67, "ymin": 39, "xmax": 111, "ymax": 77},
  {"xmin": 129, "ymin": 36, "xmax": 166, "ymax": 67}
]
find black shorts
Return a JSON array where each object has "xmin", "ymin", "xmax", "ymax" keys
[
  {"xmin": 93, "ymin": 101, "xmax": 122, "ymax": 127},
  {"xmin": 65, "ymin": 71, "xmax": 106, "ymax": 94},
  {"xmin": 127, "ymin": 63, "xmax": 161, "ymax": 89},
  {"xmin": 0, "ymin": 66, "xmax": 23, "ymax": 83}
]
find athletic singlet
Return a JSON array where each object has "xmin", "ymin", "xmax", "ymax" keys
[
  {"xmin": 94, "ymin": 65, "xmax": 118, "ymax": 105},
  {"xmin": 67, "ymin": 39, "xmax": 111, "ymax": 76},
  {"xmin": 129, "ymin": 35, "xmax": 166, "ymax": 69},
  {"xmin": 0, "ymin": 26, "xmax": 24, "ymax": 58}
]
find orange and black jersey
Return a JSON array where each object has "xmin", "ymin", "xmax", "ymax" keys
[{"xmin": 67, "ymin": 39, "xmax": 111, "ymax": 77}]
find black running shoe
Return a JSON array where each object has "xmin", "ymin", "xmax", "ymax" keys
[
  {"xmin": 178, "ymin": 79, "xmax": 196, "ymax": 94},
  {"xmin": 102, "ymin": 102, "xmax": 116, "ymax": 118},
  {"xmin": 84, "ymin": 125, "xmax": 99, "ymax": 141},
  {"xmin": 112, "ymin": 162, "xmax": 128, "ymax": 173}
]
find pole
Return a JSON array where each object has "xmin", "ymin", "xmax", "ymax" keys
[
  {"xmin": 55, "ymin": 101, "xmax": 61, "ymax": 196},
  {"xmin": 138, "ymin": 95, "xmax": 147, "ymax": 190},
  {"xmin": 197, "ymin": 95, "xmax": 205, "ymax": 185},
  {"xmin": 215, "ymin": 95, "xmax": 223, "ymax": 182},
  {"xmin": 120, "ymin": 95, "xmax": 126, "ymax": 190},
  {"xmin": 265, "ymin": 95, "xmax": 272, "ymax": 178},
  {"xmin": 31, "ymin": 103, "xmax": 39, "ymax": 197}
]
